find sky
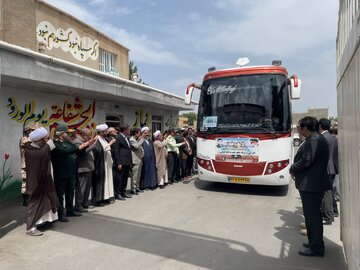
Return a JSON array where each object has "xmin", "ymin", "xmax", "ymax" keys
[{"xmin": 44, "ymin": 0, "xmax": 339, "ymax": 116}]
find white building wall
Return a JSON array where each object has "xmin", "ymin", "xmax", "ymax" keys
[
  {"xmin": 0, "ymin": 86, "xmax": 178, "ymax": 184},
  {"xmin": 337, "ymin": 1, "xmax": 360, "ymax": 269}
]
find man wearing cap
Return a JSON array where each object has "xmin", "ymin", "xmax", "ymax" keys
[
  {"xmin": 92, "ymin": 124, "xmax": 116, "ymax": 206},
  {"xmin": 25, "ymin": 127, "xmax": 59, "ymax": 236},
  {"xmin": 68, "ymin": 128, "xmax": 79, "ymax": 142},
  {"xmin": 51, "ymin": 124, "xmax": 92, "ymax": 221},
  {"xmin": 113, "ymin": 124, "xmax": 132, "ymax": 199},
  {"xmin": 19, "ymin": 123, "xmax": 35, "ymax": 206}
]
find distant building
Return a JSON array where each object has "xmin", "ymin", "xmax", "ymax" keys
[
  {"xmin": 292, "ymin": 108, "xmax": 329, "ymax": 125},
  {"xmin": 178, "ymin": 116, "xmax": 197, "ymax": 129}
]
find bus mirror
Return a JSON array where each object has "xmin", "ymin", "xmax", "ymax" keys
[
  {"xmin": 290, "ymin": 75, "xmax": 301, "ymax": 99},
  {"xmin": 185, "ymin": 83, "xmax": 201, "ymax": 105}
]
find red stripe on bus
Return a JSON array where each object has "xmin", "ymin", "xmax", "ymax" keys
[
  {"xmin": 197, "ymin": 133, "xmax": 290, "ymax": 140},
  {"xmin": 204, "ymin": 66, "xmax": 288, "ymax": 81},
  {"xmin": 212, "ymin": 161, "xmax": 266, "ymax": 176}
]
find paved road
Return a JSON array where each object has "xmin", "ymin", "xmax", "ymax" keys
[{"xmin": 0, "ymin": 177, "xmax": 347, "ymax": 270}]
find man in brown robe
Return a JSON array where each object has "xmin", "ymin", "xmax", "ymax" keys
[{"xmin": 25, "ymin": 127, "xmax": 59, "ymax": 236}]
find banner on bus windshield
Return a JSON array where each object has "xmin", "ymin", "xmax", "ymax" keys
[{"xmin": 215, "ymin": 138, "xmax": 259, "ymax": 163}]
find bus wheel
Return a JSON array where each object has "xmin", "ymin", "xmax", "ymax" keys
[{"xmin": 278, "ymin": 185, "xmax": 289, "ymax": 196}]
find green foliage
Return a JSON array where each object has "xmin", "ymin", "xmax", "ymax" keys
[
  {"xmin": 181, "ymin": 112, "xmax": 197, "ymax": 126},
  {"xmin": 0, "ymin": 158, "xmax": 13, "ymax": 193},
  {"xmin": 129, "ymin": 61, "xmax": 148, "ymax": 85},
  {"xmin": 129, "ymin": 61, "xmax": 138, "ymax": 80},
  {"xmin": 329, "ymin": 116, "xmax": 338, "ymax": 123},
  {"xmin": 0, "ymin": 154, "xmax": 22, "ymax": 203},
  {"xmin": 0, "ymin": 178, "xmax": 21, "ymax": 203}
]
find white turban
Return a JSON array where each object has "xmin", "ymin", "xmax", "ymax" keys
[
  {"xmin": 153, "ymin": 130, "xmax": 161, "ymax": 139},
  {"xmin": 29, "ymin": 127, "xmax": 48, "ymax": 141},
  {"xmin": 96, "ymin": 124, "xmax": 108, "ymax": 131},
  {"xmin": 141, "ymin": 126, "xmax": 149, "ymax": 133}
]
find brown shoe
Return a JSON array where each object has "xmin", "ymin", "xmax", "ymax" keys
[
  {"xmin": 300, "ymin": 229, "xmax": 307, "ymax": 236},
  {"xmin": 299, "ymin": 222, "xmax": 306, "ymax": 229}
]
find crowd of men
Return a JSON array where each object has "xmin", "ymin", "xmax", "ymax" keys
[
  {"xmin": 290, "ymin": 117, "xmax": 339, "ymax": 257},
  {"xmin": 20, "ymin": 123, "xmax": 197, "ymax": 236},
  {"xmin": 20, "ymin": 115, "xmax": 340, "ymax": 257}
]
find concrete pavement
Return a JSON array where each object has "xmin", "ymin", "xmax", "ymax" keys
[{"xmin": 0, "ymin": 177, "xmax": 347, "ymax": 270}]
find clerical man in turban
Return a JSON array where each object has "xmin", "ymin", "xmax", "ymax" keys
[{"xmin": 25, "ymin": 127, "xmax": 59, "ymax": 236}]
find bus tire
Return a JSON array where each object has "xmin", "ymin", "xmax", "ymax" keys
[{"xmin": 278, "ymin": 184, "xmax": 289, "ymax": 196}]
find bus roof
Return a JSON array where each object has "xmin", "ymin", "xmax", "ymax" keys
[{"xmin": 203, "ymin": 65, "xmax": 288, "ymax": 81}]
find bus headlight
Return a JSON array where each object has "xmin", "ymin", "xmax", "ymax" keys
[
  {"xmin": 197, "ymin": 157, "xmax": 214, "ymax": 172},
  {"xmin": 264, "ymin": 159, "xmax": 290, "ymax": 175}
]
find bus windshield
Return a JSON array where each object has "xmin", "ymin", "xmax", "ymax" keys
[{"xmin": 197, "ymin": 74, "xmax": 291, "ymax": 133}]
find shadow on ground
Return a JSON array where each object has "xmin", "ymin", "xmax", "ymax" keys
[
  {"xmin": 0, "ymin": 196, "xmax": 25, "ymax": 239},
  {"xmin": 42, "ymin": 209, "xmax": 346, "ymax": 270},
  {"xmin": 194, "ymin": 179, "xmax": 289, "ymax": 197},
  {"xmin": 274, "ymin": 206, "xmax": 347, "ymax": 269},
  {"xmin": 0, "ymin": 184, "xmax": 347, "ymax": 270}
]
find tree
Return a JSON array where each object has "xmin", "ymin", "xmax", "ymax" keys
[
  {"xmin": 329, "ymin": 116, "xmax": 338, "ymax": 122},
  {"xmin": 181, "ymin": 112, "xmax": 197, "ymax": 126},
  {"xmin": 129, "ymin": 61, "xmax": 138, "ymax": 80},
  {"xmin": 128, "ymin": 61, "xmax": 148, "ymax": 85}
]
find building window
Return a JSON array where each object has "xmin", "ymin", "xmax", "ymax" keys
[
  {"xmin": 99, "ymin": 48, "xmax": 119, "ymax": 76},
  {"xmin": 152, "ymin": 115, "xmax": 162, "ymax": 133},
  {"xmin": 106, "ymin": 114, "xmax": 123, "ymax": 129}
]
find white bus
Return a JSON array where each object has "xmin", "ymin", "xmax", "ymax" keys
[{"xmin": 185, "ymin": 59, "xmax": 301, "ymax": 187}]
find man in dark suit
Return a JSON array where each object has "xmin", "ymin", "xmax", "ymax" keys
[
  {"xmin": 290, "ymin": 116, "xmax": 331, "ymax": 257},
  {"xmin": 331, "ymin": 128, "xmax": 340, "ymax": 202},
  {"xmin": 319, "ymin": 118, "xmax": 338, "ymax": 223},
  {"xmin": 187, "ymin": 127, "xmax": 197, "ymax": 175},
  {"xmin": 113, "ymin": 124, "xmax": 132, "ymax": 200}
]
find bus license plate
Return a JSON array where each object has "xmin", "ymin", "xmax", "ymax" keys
[{"xmin": 229, "ymin": 177, "xmax": 250, "ymax": 183}]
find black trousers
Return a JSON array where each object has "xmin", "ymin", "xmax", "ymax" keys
[
  {"xmin": 321, "ymin": 174, "xmax": 336, "ymax": 220},
  {"xmin": 300, "ymin": 190, "xmax": 325, "ymax": 252},
  {"xmin": 167, "ymin": 152, "xmax": 177, "ymax": 181},
  {"xmin": 54, "ymin": 175, "xmax": 75, "ymax": 216},
  {"xmin": 331, "ymin": 180, "xmax": 339, "ymax": 214},
  {"xmin": 181, "ymin": 158, "xmax": 188, "ymax": 178},
  {"xmin": 186, "ymin": 155, "xmax": 194, "ymax": 176},
  {"xmin": 175, "ymin": 155, "xmax": 181, "ymax": 181},
  {"xmin": 115, "ymin": 165, "xmax": 130, "ymax": 195}
]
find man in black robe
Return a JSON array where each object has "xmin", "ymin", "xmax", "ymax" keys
[{"xmin": 25, "ymin": 127, "xmax": 59, "ymax": 236}]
